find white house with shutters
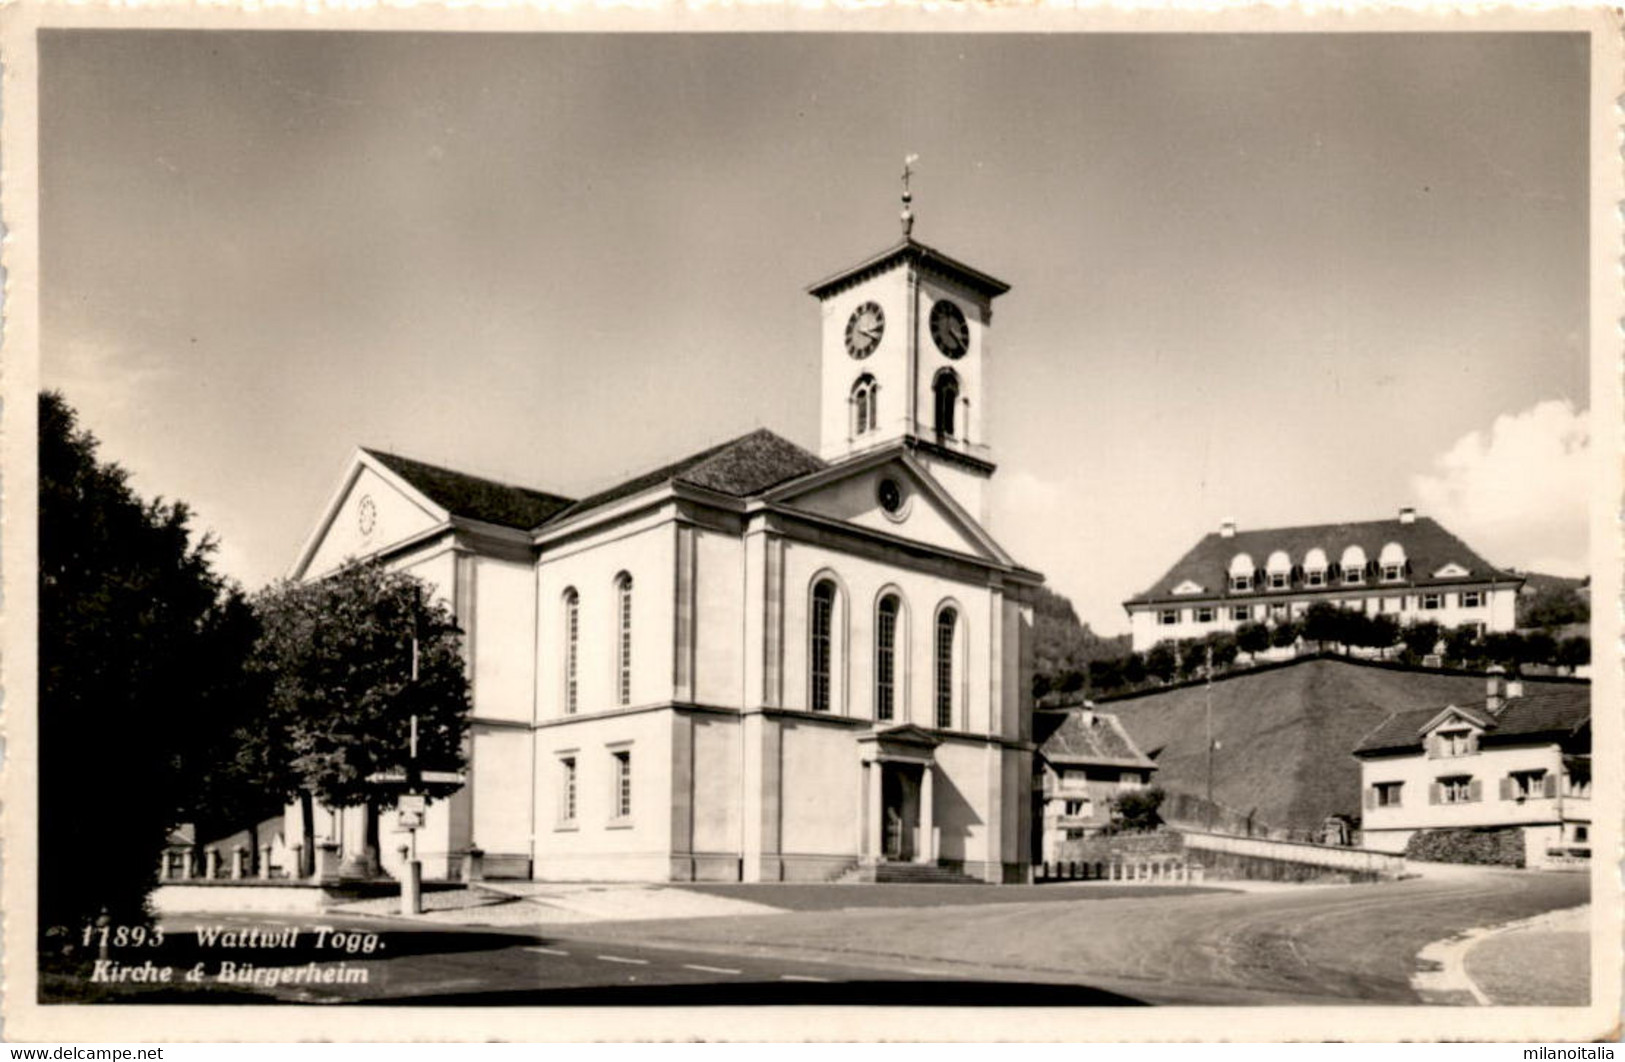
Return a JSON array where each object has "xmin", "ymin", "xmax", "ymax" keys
[{"xmin": 1352, "ymin": 676, "xmax": 1590, "ymax": 868}]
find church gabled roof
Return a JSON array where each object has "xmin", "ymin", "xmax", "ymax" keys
[
  {"xmin": 551, "ymin": 428, "xmax": 826, "ymax": 524},
  {"xmin": 806, "ymin": 237, "xmax": 1011, "ymax": 301},
  {"xmin": 363, "ymin": 448, "xmax": 575, "ymax": 531}
]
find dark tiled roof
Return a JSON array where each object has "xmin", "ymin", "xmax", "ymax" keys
[
  {"xmin": 1035, "ymin": 709, "xmax": 1156, "ymax": 769},
  {"xmin": 365, "ymin": 449, "xmax": 575, "ymax": 531},
  {"xmin": 1354, "ymin": 686, "xmax": 1591, "ymax": 755},
  {"xmin": 554, "ymin": 429, "xmax": 825, "ymax": 521},
  {"xmin": 806, "ymin": 237, "xmax": 1011, "ymax": 300},
  {"xmin": 1125, "ymin": 516, "xmax": 1520, "ymax": 606}
]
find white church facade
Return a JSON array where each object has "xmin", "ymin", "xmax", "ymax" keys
[{"xmin": 285, "ymin": 222, "xmax": 1044, "ymax": 884}]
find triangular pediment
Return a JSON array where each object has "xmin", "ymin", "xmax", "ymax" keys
[
  {"xmin": 1432, "ymin": 561, "xmax": 1472, "ymax": 579},
  {"xmin": 1418, "ymin": 704, "xmax": 1492, "ymax": 738},
  {"xmin": 1171, "ymin": 579, "xmax": 1205, "ymax": 596},
  {"xmin": 763, "ymin": 450, "xmax": 1013, "ymax": 565},
  {"xmin": 291, "ymin": 451, "xmax": 449, "ymax": 580}
]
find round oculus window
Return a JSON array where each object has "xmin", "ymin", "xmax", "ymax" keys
[
  {"xmin": 877, "ymin": 477, "xmax": 906, "ymax": 517},
  {"xmin": 358, "ymin": 495, "xmax": 377, "ymax": 535}
]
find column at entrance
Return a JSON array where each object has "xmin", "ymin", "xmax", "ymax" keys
[{"xmin": 917, "ymin": 765, "xmax": 935, "ymax": 864}]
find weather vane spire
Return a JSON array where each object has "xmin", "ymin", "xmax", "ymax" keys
[{"xmin": 900, "ymin": 154, "xmax": 919, "ymax": 238}]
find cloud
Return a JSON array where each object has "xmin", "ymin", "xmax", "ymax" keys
[{"xmin": 1411, "ymin": 399, "xmax": 1589, "ymax": 576}]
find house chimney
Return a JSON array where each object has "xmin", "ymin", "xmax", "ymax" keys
[
  {"xmin": 1080, "ymin": 701, "xmax": 1096, "ymax": 727},
  {"xmin": 1485, "ymin": 670, "xmax": 1505, "ymax": 714},
  {"xmin": 1399, "ymin": 506, "xmax": 1417, "ymax": 525},
  {"xmin": 1220, "ymin": 519, "xmax": 1237, "ymax": 539},
  {"xmin": 1505, "ymin": 678, "xmax": 1524, "ymax": 701}
]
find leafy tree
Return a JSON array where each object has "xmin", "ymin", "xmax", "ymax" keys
[
  {"xmin": 1144, "ymin": 641, "xmax": 1177, "ymax": 684},
  {"xmin": 1517, "ymin": 581, "xmax": 1589, "ymax": 630},
  {"xmin": 1302, "ymin": 602, "xmax": 1347, "ymax": 651},
  {"xmin": 251, "ymin": 563, "xmax": 472, "ymax": 870},
  {"xmin": 1557, "ymin": 636, "xmax": 1591, "ymax": 673},
  {"xmin": 1122, "ymin": 653, "xmax": 1148, "ymax": 686},
  {"xmin": 1236, "ymin": 621, "xmax": 1270, "ymax": 656},
  {"xmin": 1057, "ymin": 669, "xmax": 1086, "ymax": 696},
  {"xmin": 1445, "ymin": 624, "xmax": 1484, "ymax": 668},
  {"xmin": 1359, "ymin": 613, "xmax": 1401, "ymax": 652},
  {"xmin": 1029, "ymin": 586, "xmax": 1129, "ymax": 690},
  {"xmin": 1088, "ymin": 657, "xmax": 1124, "ymax": 695},
  {"xmin": 1031, "ymin": 672, "xmax": 1053, "ymax": 700},
  {"xmin": 1519, "ymin": 631, "xmax": 1557, "ymax": 668},
  {"xmin": 1204, "ymin": 631, "xmax": 1240, "ymax": 669},
  {"xmin": 39, "ymin": 391, "xmax": 246, "ymax": 939},
  {"xmin": 1481, "ymin": 631, "xmax": 1525, "ymax": 671},
  {"xmin": 1110, "ymin": 786, "xmax": 1165, "ymax": 833},
  {"xmin": 1269, "ymin": 618, "xmax": 1301, "ymax": 649},
  {"xmin": 1402, "ymin": 620, "xmax": 1443, "ymax": 661},
  {"xmin": 1177, "ymin": 639, "xmax": 1207, "ymax": 678}
]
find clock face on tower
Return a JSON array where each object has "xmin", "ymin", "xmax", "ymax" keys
[
  {"xmin": 844, "ymin": 301, "xmax": 885, "ymax": 359},
  {"xmin": 929, "ymin": 299, "xmax": 970, "ymax": 360}
]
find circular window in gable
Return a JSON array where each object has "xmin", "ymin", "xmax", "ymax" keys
[{"xmin": 877, "ymin": 477, "xmax": 909, "ymax": 521}]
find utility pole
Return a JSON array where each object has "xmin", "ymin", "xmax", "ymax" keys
[
  {"xmin": 1204, "ymin": 644, "xmax": 1215, "ymax": 830},
  {"xmin": 399, "ymin": 633, "xmax": 424, "ymax": 916}
]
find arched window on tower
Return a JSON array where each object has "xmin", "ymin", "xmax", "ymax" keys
[
  {"xmin": 933, "ymin": 369, "xmax": 960, "ymax": 439},
  {"xmin": 934, "ymin": 605, "xmax": 958, "ymax": 729},
  {"xmin": 563, "ymin": 588, "xmax": 580, "ymax": 715},
  {"xmin": 614, "ymin": 572, "xmax": 633, "ymax": 706},
  {"xmin": 851, "ymin": 375, "xmax": 878, "ymax": 437},
  {"xmin": 810, "ymin": 579, "xmax": 837, "ymax": 712},
  {"xmin": 875, "ymin": 593, "xmax": 901, "ymax": 722}
]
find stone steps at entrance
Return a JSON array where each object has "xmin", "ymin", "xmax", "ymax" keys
[{"xmin": 837, "ymin": 862, "xmax": 985, "ymax": 885}]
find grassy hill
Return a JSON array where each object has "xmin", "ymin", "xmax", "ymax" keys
[{"xmin": 1104, "ymin": 657, "xmax": 1583, "ymax": 834}]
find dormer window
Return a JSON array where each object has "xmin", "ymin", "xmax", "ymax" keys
[
  {"xmin": 1265, "ymin": 550, "xmax": 1292, "ymax": 591},
  {"xmin": 1437, "ymin": 728, "xmax": 1473, "ymax": 757},
  {"xmin": 1302, "ymin": 548, "xmax": 1328, "ymax": 588},
  {"xmin": 1432, "ymin": 562, "xmax": 1471, "ymax": 579},
  {"xmin": 1228, "ymin": 553, "xmax": 1254, "ymax": 593},
  {"xmin": 1378, "ymin": 542, "xmax": 1407, "ymax": 583},
  {"xmin": 1171, "ymin": 580, "xmax": 1204, "ymax": 596},
  {"xmin": 1340, "ymin": 546, "xmax": 1367, "ymax": 585}
]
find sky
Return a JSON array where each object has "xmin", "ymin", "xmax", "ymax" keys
[{"xmin": 39, "ymin": 31, "xmax": 1592, "ymax": 635}]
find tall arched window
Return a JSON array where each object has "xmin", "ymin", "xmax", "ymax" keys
[
  {"xmin": 615, "ymin": 573, "xmax": 633, "ymax": 706},
  {"xmin": 810, "ymin": 580, "xmax": 836, "ymax": 712},
  {"xmin": 851, "ymin": 375, "xmax": 877, "ymax": 437},
  {"xmin": 875, "ymin": 594, "xmax": 900, "ymax": 722},
  {"xmin": 933, "ymin": 369, "xmax": 960, "ymax": 438},
  {"xmin": 934, "ymin": 606, "xmax": 958, "ymax": 729},
  {"xmin": 563, "ymin": 588, "xmax": 580, "ymax": 715}
]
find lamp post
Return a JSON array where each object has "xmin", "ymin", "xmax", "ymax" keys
[{"xmin": 399, "ymin": 635, "xmax": 424, "ymax": 917}]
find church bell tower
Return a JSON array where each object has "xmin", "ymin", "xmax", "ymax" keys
[{"xmin": 805, "ymin": 160, "xmax": 1011, "ymax": 526}]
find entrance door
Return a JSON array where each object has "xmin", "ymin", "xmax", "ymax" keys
[{"xmin": 881, "ymin": 764, "xmax": 919, "ymax": 862}]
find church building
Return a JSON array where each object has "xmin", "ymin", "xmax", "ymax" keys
[{"xmin": 285, "ymin": 200, "xmax": 1044, "ymax": 884}]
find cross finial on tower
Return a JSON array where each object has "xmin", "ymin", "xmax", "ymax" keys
[{"xmin": 900, "ymin": 154, "xmax": 919, "ymax": 238}]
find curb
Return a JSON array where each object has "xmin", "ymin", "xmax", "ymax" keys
[{"xmin": 1411, "ymin": 904, "xmax": 1589, "ymax": 1005}]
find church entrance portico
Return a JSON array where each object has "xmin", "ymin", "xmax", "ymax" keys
[{"xmin": 858, "ymin": 725, "xmax": 939, "ymax": 866}]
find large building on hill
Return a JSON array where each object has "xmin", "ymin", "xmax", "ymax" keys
[
  {"xmin": 281, "ymin": 211, "xmax": 1043, "ymax": 884},
  {"xmin": 1353, "ymin": 676, "xmax": 1591, "ymax": 868},
  {"xmin": 1122, "ymin": 509, "xmax": 1523, "ymax": 652}
]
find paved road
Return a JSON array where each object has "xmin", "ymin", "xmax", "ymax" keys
[{"xmin": 87, "ymin": 870, "xmax": 1585, "ymax": 1006}]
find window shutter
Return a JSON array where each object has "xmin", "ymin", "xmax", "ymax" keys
[
  {"xmin": 1468, "ymin": 779, "xmax": 1482, "ymax": 803},
  {"xmin": 1498, "ymin": 777, "xmax": 1512, "ymax": 801},
  {"xmin": 1466, "ymin": 732, "xmax": 1479, "ymax": 755},
  {"xmin": 1365, "ymin": 787, "xmax": 1377, "ymax": 810},
  {"xmin": 1543, "ymin": 774, "xmax": 1558, "ymax": 799},
  {"xmin": 1429, "ymin": 783, "xmax": 1440, "ymax": 806}
]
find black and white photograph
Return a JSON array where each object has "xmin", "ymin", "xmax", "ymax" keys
[{"xmin": 5, "ymin": 7, "xmax": 1620, "ymax": 1043}]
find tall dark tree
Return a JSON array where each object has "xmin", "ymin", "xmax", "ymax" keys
[
  {"xmin": 1236, "ymin": 621, "xmax": 1270, "ymax": 656},
  {"xmin": 1402, "ymin": 620, "xmax": 1443, "ymax": 661},
  {"xmin": 1302, "ymin": 602, "xmax": 1347, "ymax": 651},
  {"xmin": 1557, "ymin": 636, "xmax": 1591, "ymax": 674},
  {"xmin": 39, "ymin": 391, "xmax": 243, "ymax": 938},
  {"xmin": 250, "ymin": 563, "xmax": 472, "ymax": 871}
]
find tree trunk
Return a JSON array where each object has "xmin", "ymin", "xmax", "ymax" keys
[
  {"xmin": 364, "ymin": 797, "xmax": 381, "ymax": 877},
  {"xmin": 299, "ymin": 790, "xmax": 316, "ymax": 877}
]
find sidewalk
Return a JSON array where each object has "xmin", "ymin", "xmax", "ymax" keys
[{"xmin": 1463, "ymin": 905, "xmax": 1590, "ymax": 1006}]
